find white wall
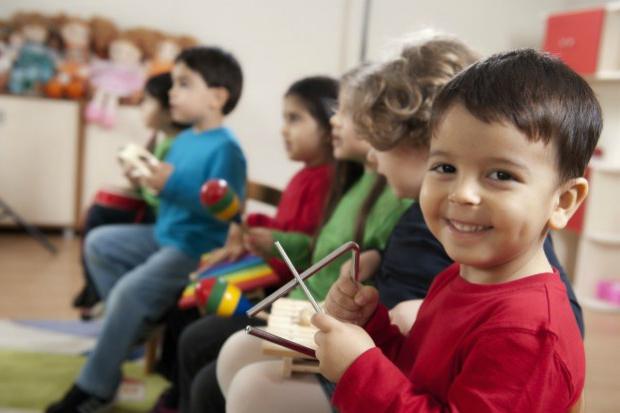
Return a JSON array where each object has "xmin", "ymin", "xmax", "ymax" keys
[
  {"xmin": 3, "ymin": 0, "xmax": 595, "ymax": 187},
  {"xmin": 365, "ymin": 0, "xmax": 566, "ymax": 60},
  {"xmin": 0, "ymin": 0, "xmax": 361, "ymax": 188}
]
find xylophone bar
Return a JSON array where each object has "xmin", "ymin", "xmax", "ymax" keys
[{"xmin": 246, "ymin": 241, "xmax": 360, "ymax": 317}]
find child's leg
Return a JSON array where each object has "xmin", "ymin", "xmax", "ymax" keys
[
  {"xmin": 76, "ymin": 244, "xmax": 198, "ymax": 399},
  {"xmin": 177, "ymin": 316, "xmax": 264, "ymax": 413},
  {"xmin": 75, "ymin": 206, "xmax": 150, "ymax": 309},
  {"xmin": 83, "ymin": 224, "xmax": 158, "ymax": 299},
  {"xmin": 226, "ymin": 361, "xmax": 332, "ymax": 413},
  {"xmin": 216, "ymin": 330, "xmax": 277, "ymax": 396}
]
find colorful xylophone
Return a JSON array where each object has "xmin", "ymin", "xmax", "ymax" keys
[{"xmin": 178, "ymin": 254, "xmax": 280, "ymax": 311}]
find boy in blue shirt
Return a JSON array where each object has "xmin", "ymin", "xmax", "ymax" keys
[{"xmin": 46, "ymin": 47, "xmax": 247, "ymax": 413}]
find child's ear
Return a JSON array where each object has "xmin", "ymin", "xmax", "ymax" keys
[
  {"xmin": 211, "ymin": 87, "xmax": 229, "ymax": 111},
  {"xmin": 548, "ymin": 177, "xmax": 589, "ymax": 230}
]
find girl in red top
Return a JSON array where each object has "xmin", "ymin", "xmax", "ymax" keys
[
  {"xmin": 149, "ymin": 76, "xmax": 338, "ymax": 413},
  {"xmin": 205, "ymin": 76, "xmax": 337, "ymax": 281}
]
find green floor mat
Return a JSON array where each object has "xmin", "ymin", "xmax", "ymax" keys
[{"xmin": 0, "ymin": 350, "xmax": 168, "ymax": 413}]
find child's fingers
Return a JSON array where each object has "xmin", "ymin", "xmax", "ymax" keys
[
  {"xmin": 311, "ymin": 312, "xmax": 336, "ymax": 332},
  {"xmin": 325, "ymin": 303, "xmax": 362, "ymax": 321},
  {"xmin": 354, "ymin": 285, "xmax": 379, "ymax": 306},
  {"xmin": 314, "ymin": 330, "xmax": 326, "ymax": 348},
  {"xmin": 336, "ymin": 273, "xmax": 360, "ymax": 297}
]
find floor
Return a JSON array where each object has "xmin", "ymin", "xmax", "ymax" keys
[{"xmin": 0, "ymin": 233, "xmax": 619, "ymax": 412}]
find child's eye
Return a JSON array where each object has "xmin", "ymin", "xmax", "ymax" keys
[
  {"xmin": 488, "ymin": 170, "xmax": 514, "ymax": 181},
  {"xmin": 430, "ymin": 163, "xmax": 456, "ymax": 174}
]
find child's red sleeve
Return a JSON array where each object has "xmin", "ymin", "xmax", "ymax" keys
[
  {"xmin": 332, "ymin": 328, "xmax": 580, "ymax": 413},
  {"xmin": 363, "ymin": 303, "xmax": 409, "ymax": 360},
  {"xmin": 245, "ymin": 212, "xmax": 278, "ymax": 228}
]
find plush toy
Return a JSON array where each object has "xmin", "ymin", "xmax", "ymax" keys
[
  {"xmin": 85, "ymin": 30, "xmax": 146, "ymax": 128},
  {"xmin": 147, "ymin": 33, "xmax": 197, "ymax": 77},
  {"xmin": 44, "ymin": 16, "xmax": 90, "ymax": 99},
  {"xmin": 0, "ymin": 19, "xmax": 13, "ymax": 91},
  {"xmin": 89, "ymin": 16, "xmax": 118, "ymax": 59},
  {"xmin": 8, "ymin": 12, "xmax": 57, "ymax": 95}
]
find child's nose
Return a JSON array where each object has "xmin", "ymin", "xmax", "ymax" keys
[{"xmin": 448, "ymin": 177, "xmax": 481, "ymax": 206}]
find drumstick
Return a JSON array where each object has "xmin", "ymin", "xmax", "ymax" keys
[
  {"xmin": 246, "ymin": 241, "xmax": 360, "ymax": 317},
  {"xmin": 246, "ymin": 326, "xmax": 316, "ymax": 358},
  {"xmin": 274, "ymin": 241, "xmax": 322, "ymax": 313}
]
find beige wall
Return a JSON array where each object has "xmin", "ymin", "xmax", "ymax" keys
[{"xmin": 1, "ymin": 0, "xmax": 577, "ymax": 188}]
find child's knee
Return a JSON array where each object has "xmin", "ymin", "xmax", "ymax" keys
[{"xmin": 84, "ymin": 226, "xmax": 113, "ymax": 263}]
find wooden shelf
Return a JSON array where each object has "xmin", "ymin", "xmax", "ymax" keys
[
  {"xmin": 579, "ymin": 295, "xmax": 620, "ymax": 313},
  {"xmin": 585, "ymin": 70, "xmax": 620, "ymax": 82},
  {"xmin": 583, "ymin": 232, "xmax": 620, "ymax": 245},
  {"xmin": 590, "ymin": 159, "xmax": 620, "ymax": 173}
]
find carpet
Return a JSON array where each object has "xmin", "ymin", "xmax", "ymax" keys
[
  {"xmin": 0, "ymin": 320, "xmax": 167, "ymax": 413},
  {"xmin": 0, "ymin": 349, "xmax": 167, "ymax": 413}
]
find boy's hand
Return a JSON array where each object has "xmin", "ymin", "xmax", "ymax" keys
[
  {"xmin": 312, "ymin": 313, "xmax": 375, "ymax": 382},
  {"xmin": 339, "ymin": 249, "xmax": 381, "ymax": 282},
  {"xmin": 243, "ymin": 227, "xmax": 274, "ymax": 259},
  {"xmin": 121, "ymin": 164, "xmax": 141, "ymax": 189},
  {"xmin": 142, "ymin": 162, "xmax": 173, "ymax": 193},
  {"xmin": 324, "ymin": 271, "xmax": 379, "ymax": 326},
  {"xmin": 203, "ymin": 223, "xmax": 247, "ymax": 267}
]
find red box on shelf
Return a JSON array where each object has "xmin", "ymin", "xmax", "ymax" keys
[{"xmin": 542, "ymin": 7, "xmax": 606, "ymax": 74}]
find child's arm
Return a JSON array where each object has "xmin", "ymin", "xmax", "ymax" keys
[
  {"xmin": 266, "ymin": 230, "xmax": 314, "ymax": 268},
  {"xmin": 153, "ymin": 143, "xmax": 246, "ymax": 217},
  {"xmin": 245, "ymin": 212, "xmax": 278, "ymax": 228},
  {"xmin": 329, "ymin": 329, "xmax": 578, "ymax": 413}
]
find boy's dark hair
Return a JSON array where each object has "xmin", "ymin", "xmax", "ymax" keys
[
  {"xmin": 286, "ymin": 76, "xmax": 339, "ymax": 133},
  {"xmin": 431, "ymin": 48, "xmax": 603, "ymax": 181},
  {"xmin": 175, "ymin": 46, "xmax": 243, "ymax": 115},
  {"xmin": 145, "ymin": 72, "xmax": 173, "ymax": 109}
]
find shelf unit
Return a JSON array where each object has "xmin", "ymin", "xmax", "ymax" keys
[
  {"xmin": 0, "ymin": 94, "xmax": 149, "ymax": 230},
  {"xmin": 544, "ymin": 2, "xmax": 620, "ymax": 311},
  {"xmin": 573, "ymin": 162, "xmax": 620, "ymax": 311}
]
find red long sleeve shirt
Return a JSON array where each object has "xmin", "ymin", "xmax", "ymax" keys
[
  {"xmin": 333, "ymin": 263, "xmax": 585, "ymax": 413},
  {"xmin": 246, "ymin": 164, "xmax": 332, "ymax": 280}
]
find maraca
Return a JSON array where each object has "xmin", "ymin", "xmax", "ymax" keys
[{"xmin": 200, "ymin": 179, "xmax": 241, "ymax": 221}]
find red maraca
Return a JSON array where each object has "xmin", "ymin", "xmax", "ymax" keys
[{"xmin": 200, "ymin": 179, "xmax": 241, "ymax": 221}]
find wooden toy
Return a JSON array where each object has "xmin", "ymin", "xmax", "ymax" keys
[
  {"xmin": 117, "ymin": 142, "xmax": 160, "ymax": 178},
  {"xmin": 199, "ymin": 179, "xmax": 241, "ymax": 221},
  {"xmin": 596, "ymin": 280, "xmax": 620, "ymax": 306},
  {"xmin": 246, "ymin": 241, "xmax": 360, "ymax": 360},
  {"xmin": 247, "ymin": 298, "xmax": 322, "ymax": 377}
]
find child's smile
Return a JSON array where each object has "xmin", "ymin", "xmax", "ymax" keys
[{"xmin": 421, "ymin": 103, "xmax": 561, "ymax": 283}]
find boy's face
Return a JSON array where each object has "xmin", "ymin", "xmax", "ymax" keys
[
  {"xmin": 169, "ymin": 62, "xmax": 224, "ymax": 124},
  {"xmin": 329, "ymin": 92, "xmax": 371, "ymax": 163},
  {"xmin": 369, "ymin": 144, "xmax": 429, "ymax": 199},
  {"xmin": 420, "ymin": 104, "xmax": 561, "ymax": 275}
]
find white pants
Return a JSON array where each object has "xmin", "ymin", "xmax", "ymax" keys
[{"xmin": 217, "ymin": 330, "xmax": 333, "ymax": 413}]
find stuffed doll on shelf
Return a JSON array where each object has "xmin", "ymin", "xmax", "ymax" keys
[
  {"xmin": 85, "ymin": 31, "xmax": 146, "ymax": 128},
  {"xmin": 44, "ymin": 16, "xmax": 90, "ymax": 99},
  {"xmin": 147, "ymin": 32, "xmax": 197, "ymax": 77},
  {"xmin": 8, "ymin": 12, "xmax": 57, "ymax": 95}
]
